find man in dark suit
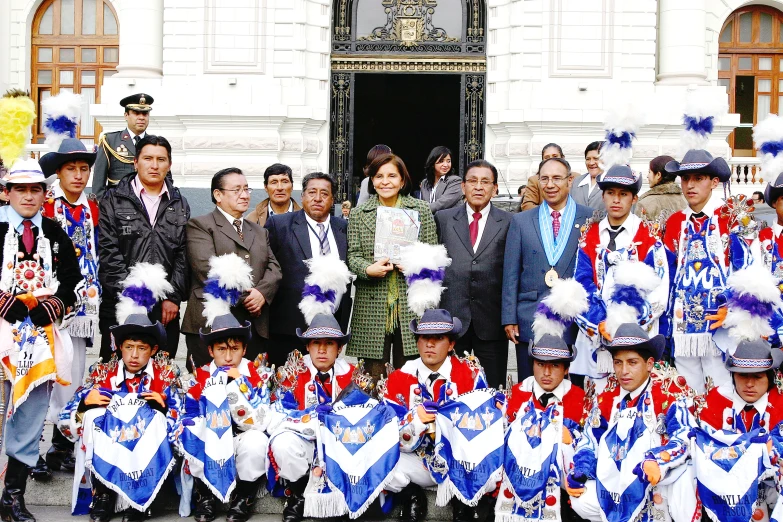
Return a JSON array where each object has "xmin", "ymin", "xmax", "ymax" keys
[
  {"xmin": 502, "ymin": 157, "xmax": 593, "ymax": 381},
  {"xmin": 183, "ymin": 167, "xmax": 282, "ymax": 369},
  {"xmin": 436, "ymin": 160, "xmax": 512, "ymax": 388},
  {"xmin": 265, "ymin": 172, "xmax": 350, "ymax": 367},
  {"xmin": 92, "ymin": 93, "xmax": 153, "ymax": 198}
]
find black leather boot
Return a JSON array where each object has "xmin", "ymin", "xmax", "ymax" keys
[
  {"xmin": 282, "ymin": 476, "xmax": 308, "ymax": 522},
  {"xmin": 46, "ymin": 429, "xmax": 76, "ymax": 473},
  {"xmin": 226, "ymin": 479, "xmax": 261, "ymax": 522},
  {"xmin": 120, "ymin": 508, "xmax": 145, "ymax": 522},
  {"xmin": 89, "ymin": 481, "xmax": 115, "ymax": 522},
  {"xmin": 0, "ymin": 458, "xmax": 35, "ymax": 522},
  {"xmin": 193, "ymin": 480, "xmax": 217, "ymax": 522},
  {"xmin": 27, "ymin": 457, "xmax": 50, "ymax": 482},
  {"xmin": 452, "ymin": 498, "xmax": 477, "ymax": 522},
  {"xmin": 399, "ymin": 484, "xmax": 427, "ymax": 522}
]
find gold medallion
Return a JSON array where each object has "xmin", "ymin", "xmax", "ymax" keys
[{"xmin": 545, "ymin": 268, "xmax": 559, "ymax": 288}]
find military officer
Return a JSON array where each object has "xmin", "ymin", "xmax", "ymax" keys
[{"xmin": 92, "ymin": 93, "xmax": 153, "ymax": 198}]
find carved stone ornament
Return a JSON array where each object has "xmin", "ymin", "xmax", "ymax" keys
[{"xmin": 359, "ymin": 0, "xmax": 459, "ymax": 47}]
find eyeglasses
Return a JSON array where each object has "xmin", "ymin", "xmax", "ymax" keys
[
  {"xmin": 464, "ymin": 179, "xmax": 494, "ymax": 187},
  {"xmin": 212, "ymin": 345, "xmax": 244, "ymax": 354},
  {"xmin": 539, "ymin": 176, "xmax": 568, "ymax": 186},
  {"xmin": 219, "ymin": 187, "xmax": 253, "ymax": 196}
]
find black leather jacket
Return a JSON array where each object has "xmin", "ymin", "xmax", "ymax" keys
[{"xmin": 98, "ymin": 173, "xmax": 190, "ymax": 318}]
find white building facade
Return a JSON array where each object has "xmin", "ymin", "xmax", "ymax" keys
[{"xmin": 0, "ymin": 0, "xmax": 778, "ymax": 200}]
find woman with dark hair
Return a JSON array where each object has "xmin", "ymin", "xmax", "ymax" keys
[
  {"xmin": 347, "ymin": 153, "xmax": 437, "ymax": 378},
  {"xmin": 634, "ymin": 155, "xmax": 686, "ymax": 220},
  {"xmin": 356, "ymin": 144, "xmax": 392, "ymax": 206},
  {"xmin": 571, "ymin": 141, "xmax": 605, "ymax": 210},
  {"xmin": 521, "ymin": 143, "xmax": 565, "ymax": 211},
  {"xmin": 419, "ymin": 145, "xmax": 463, "ymax": 212}
]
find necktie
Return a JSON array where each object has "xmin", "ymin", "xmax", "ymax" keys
[
  {"xmin": 623, "ymin": 393, "xmax": 633, "ymax": 407},
  {"xmin": 469, "ymin": 212, "xmax": 482, "ymax": 247},
  {"xmin": 690, "ymin": 212, "xmax": 707, "ymax": 233},
  {"xmin": 232, "ymin": 219, "xmax": 244, "ymax": 242},
  {"xmin": 317, "ymin": 223, "xmax": 331, "ymax": 255},
  {"xmin": 743, "ymin": 404, "xmax": 755, "ymax": 412},
  {"xmin": 317, "ymin": 372, "xmax": 332, "ymax": 397},
  {"xmin": 133, "ymin": 135, "xmax": 140, "ymax": 148},
  {"xmin": 551, "ymin": 210, "xmax": 561, "ymax": 238},
  {"xmin": 428, "ymin": 373, "xmax": 445, "ymax": 396},
  {"xmin": 539, "ymin": 392, "xmax": 555, "ymax": 407},
  {"xmin": 125, "ymin": 376, "xmax": 141, "ymax": 393},
  {"xmin": 22, "ymin": 220, "xmax": 34, "ymax": 254},
  {"xmin": 607, "ymin": 226, "xmax": 624, "ymax": 252}
]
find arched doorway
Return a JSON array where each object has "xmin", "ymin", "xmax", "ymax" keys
[
  {"xmin": 31, "ymin": 0, "xmax": 119, "ymax": 145},
  {"xmin": 329, "ymin": 0, "xmax": 487, "ymax": 202},
  {"xmin": 719, "ymin": 5, "xmax": 783, "ymax": 156}
]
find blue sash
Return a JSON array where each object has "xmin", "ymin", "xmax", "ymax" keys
[{"xmin": 539, "ymin": 198, "xmax": 577, "ymax": 268}]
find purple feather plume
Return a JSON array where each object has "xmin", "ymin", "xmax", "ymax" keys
[
  {"xmin": 122, "ymin": 286, "xmax": 156, "ymax": 311},
  {"xmin": 728, "ymin": 291, "xmax": 775, "ymax": 319},
  {"xmin": 302, "ymin": 284, "xmax": 336, "ymax": 304},
  {"xmin": 611, "ymin": 285, "xmax": 646, "ymax": 312},
  {"xmin": 405, "ymin": 268, "xmax": 446, "ymax": 285},
  {"xmin": 760, "ymin": 140, "xmax": 783, "ymax": 157},
  {"xmin": 44, "ymin": 115, "xmax": 77, "ymax": 138},
  {"xmin": 535, "ymin": 302, "xmax": 570, "ymax": 326},
  {"xmin": 683, "ymin": 115, "xmax": 715, "ymax": 136},
  {"xmin": 203, "ymin": 278, "xmax": 243, "ymax": 306},
  {"xmin": 605, "ymin": 131, "xmax": 634, "ymax": 149}
]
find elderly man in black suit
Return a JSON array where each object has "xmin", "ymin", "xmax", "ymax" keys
[
  {"xmin": 435, "ymin": 160, "xmax": 512, "ymax": 388},
  {"xmin": 265, "ymin": 172, "xmax": 351, "ymax": 367}
]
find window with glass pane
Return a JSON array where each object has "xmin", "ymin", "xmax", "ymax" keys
[
  {"xmin": 104, "ymin": 4, "xmax": 118, "ymax": 35},
  {"xmin": 718, "ymin": 79, "xmax": 730, "ymax": 92},
  {"xmin": 38, "ymin": 71, "xmax": 52, "ymax": 85},
  {"xmin": 779, "ymin": 97, "xmax": 783, "ymax": 116},
  {"xmin": 60, "ymin": 0, "xmax": 75, "ymax": 35},
  {"xmin": 739, "ymin": 12, "xmax": 752, "ymax": 42},
  {"xmin": 60, "ymin": 70, "xmax": 74, "ymax": 85},
  {"xmin": 739, "ymin": 57, "xmax": 752, "ymax": 70},
  {"xmin": 759, "ymin": 79, "xmax": 772, "ymax": 92},
  {"xmin": 82, "ymin": 0, "xmax": 97, "ymax": 35},
  {"xmin": 81, "ymin": 71, "xmax": 96, "ymax": 85},
  {"xmin": 720, "ymin": 21, "xmax": 733, "ymax": 43},
  {"xmin": 759, "ymin": 95, "xmax": 772, "ymax": 122},
  {"xmin": 38, "ymin": 48, "xmax": 53, "ymax": 63},
  {"xmin": 760, "ymin": 58, "xmax": 773, "ymax": 70},
  {"xmin": 760, "ymin": 13, "xmax": 773, "ymax": 43},
  {"xmin": 39, "ymin": 5, "xmax": 53, "ymax": 35},
  {"xmin": 719, "ymin": 57, "xmax": 731, "ymax": 71},
  {"xmin": 103, "ymin": 47, "xmax": 118, "ymax": 62},
  {"xmin": 60, "ymin": 48, "xmax": 75, "ymax": 62},
  {"xmin": 82, "ymin": 48, "xmax": 97, "ymax": 63},
  {"xmin": 80, "ymin": 88, "xmax": 95, "ymax": 134}
]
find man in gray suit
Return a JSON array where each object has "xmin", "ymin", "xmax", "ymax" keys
[
  {"xmin": 502, "ymin": 157, "xmax": 593, "ymax": 381},
  {"xmin": 570, "ymin": 141, "xmax": 605, "ymax": 211},
  {"xmin": 183, "ymin": 167, "xmax": 282, "ymax": 369},
  {"xmin": 436, "ymin": 160, "xmax": 512, "ymax": 388},
  {"xmin": 92, "ymin": 93, "xmax": 153, "ymax": 198}
]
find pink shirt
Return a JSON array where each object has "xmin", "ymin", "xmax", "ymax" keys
[{"xmin": 132, "ymin": 176, "xmax": 169, "ymax": 227}]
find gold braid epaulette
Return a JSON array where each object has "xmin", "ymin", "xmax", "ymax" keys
[{"xmin": 98, "ymin": 134, "xmax": 134, "ymax": 164}]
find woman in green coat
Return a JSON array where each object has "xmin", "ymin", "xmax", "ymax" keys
[{"xmin": 347, "ymin": 153, "xmax": 437, "ymax": 379}]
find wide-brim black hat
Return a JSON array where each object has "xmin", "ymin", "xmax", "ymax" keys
[
  {"xmin": 296, "ymin": 313, "xmax": 351, "ymax": 345},
  {"xmin": 597, "ymin": 165, "xmax": 643, "ymax": 195},
  {"xmin": 200, "ymin": 313, "xmax": 252, "ymax": 345},
  {"xmin": 528, "ymin": 334, "xmax": 577, "ymax": 362},
  {"xmin": 409, "ymin": 309, "xmax": 464, "ymax": 338},
  {"xmin": 765, "ymin": 173, "xmax": 783, "ymax": 208},
  {"xmin": 665, "ymin": 149, "xmax": 731, "ymax": 182},
  {"xmin": 726, "ymin": 339, "xmax": 783, "ymax": 373},
  {"xmin": 39, "ymin": 138, "xmax": 97, "ymax": 176},
  {"xmin": 110, "ymin": 313, "xmax": 166, "ymax": 350},
  {"xmin": 602, "ymin": 323, "xmax": 665, "ymax": 361}
]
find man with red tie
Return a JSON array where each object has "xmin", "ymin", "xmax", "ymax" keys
[{"xmin": 435, "ymin": 160, "xmax": 512, "ymax": 388}]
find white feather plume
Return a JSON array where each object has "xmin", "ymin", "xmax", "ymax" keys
[
  {"xmin": 298, "ymin": 254, "xmax": 354, "ymax": 325},
  {"xmin": 400, "ymin": 242, "xmax": 452, "ymax": 317},
  {"xmin": 599, "ymin": 100, "xmax": 645, "ymax": 171},
  {"xmin": 680, "ymin": 89, "xmax": 729, "ymax": 154},
  {"xmin": 532, "ymin": 278, "xmax": 589, "ymax": 342},
  {"xmin": 115, "ymin": 263, "xmax": 173, "ymax": 324},
  {"xmin": 41, "ymin": 92, "xmax": 82, "ymax": 151},
  {"xmin": 202, "ymin": 253, "xmax": 254, "ymax": 328},
  {"xmin": 753, "ymin": 114, "xmax": 783, "ymax": 179},
  {"xmin": 723, "ymin": 263, "xmax": 783, "ymax": 343},
  {"xmin": 605, "ymin": 261, "xmax": 660, "ymax": 337}
]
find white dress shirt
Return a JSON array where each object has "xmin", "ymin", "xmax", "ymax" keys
[
  {"xmin": 416, "ymin": 357, "xmax": 453, "ymax": 397},
  {"xmin": 467, "ymin": 202, "xmax": 491, "ymax": 252},
  {"xmin": 304, "ymin": 213, "xmax": 338, "ymax": 257},
  {"xmin": 216, "ymin": 205, "xmax": 243, "ymax": 233},
  {"xmin": 774, "ymin": 223, "xmax": 783, "ymax": 239},
  {"xmin": 532, "ymin": 379, "xmax": 567, "ymax": 404},
  {"xmin": 598, "ymin": 213, "xmax": 641, "ymax": 251}
]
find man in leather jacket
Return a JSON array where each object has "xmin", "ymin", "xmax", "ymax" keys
[{"xmin": 98, "ymin": 135, "xmax": 190, "ymax": 360}]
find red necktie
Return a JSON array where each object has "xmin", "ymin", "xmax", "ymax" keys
[
  {"xmin": 551, "ymin": 211, "xmax": 561, "ymax": 238},
  {"xmin": 469, "ymin": 212, "xmax": 481, "ymax": 247},
  {"xmin": 22, "ymin": 220, "xmax": 34, "ymax": 254},
  {"xmin": 125, "ymin": 376, "xmax": 141, "ymax": 393}
]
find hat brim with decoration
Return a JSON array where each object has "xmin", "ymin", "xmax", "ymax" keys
[
  {"xmin": 39, "ymin": 138, "xmax": 96, "ymax": 176},
  {"xmin": 725, "ymin": 339, "xmax": 783, "ymax": 373},
  {"xmin": 120, "ymin": 93, "xmax": 154, "ymax": 113},
  {"xmin": 409, "ymin": 309, "xmax": 464, "ymax": 338},
  {"xmin": 200, "ymin": 317, "xmax": 252, "ymax": 346},
  {"xmin": 597, "ymin": 164, "xmax": 643, "ymax": 195},
  {"xmin": 111, "ymin": 313, "xmax": 166, "ymax": 349},
  {"xmin": 528, "ymin": 334, "xmax": 577, "ymax": 363},
  {"xmin": 1, "ymin": 158, "xmax": 57, "ymax": 186},
  {"xmin": 602, "ymin": 323, "xmax": 665, "ymax": 361},
  {"xmin": 664, "ymin": 149, "xmax": 731, "ymax": 182},
  {"xmin": 295, "ymin": 314, "xmax": 351, "ymax": 346}
]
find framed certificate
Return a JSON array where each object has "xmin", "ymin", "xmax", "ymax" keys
[{"xmin": 374, "ymin": 207, "xmax": 421, "ymax": 264}]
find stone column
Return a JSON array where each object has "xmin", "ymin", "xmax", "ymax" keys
[
  {"xmin": 114, "ymin": 0, "xmax": 163, "ymax": 77},
  {"xmin": 657, "ymin": 0, "xmax": 708, "ymax": 85}
]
